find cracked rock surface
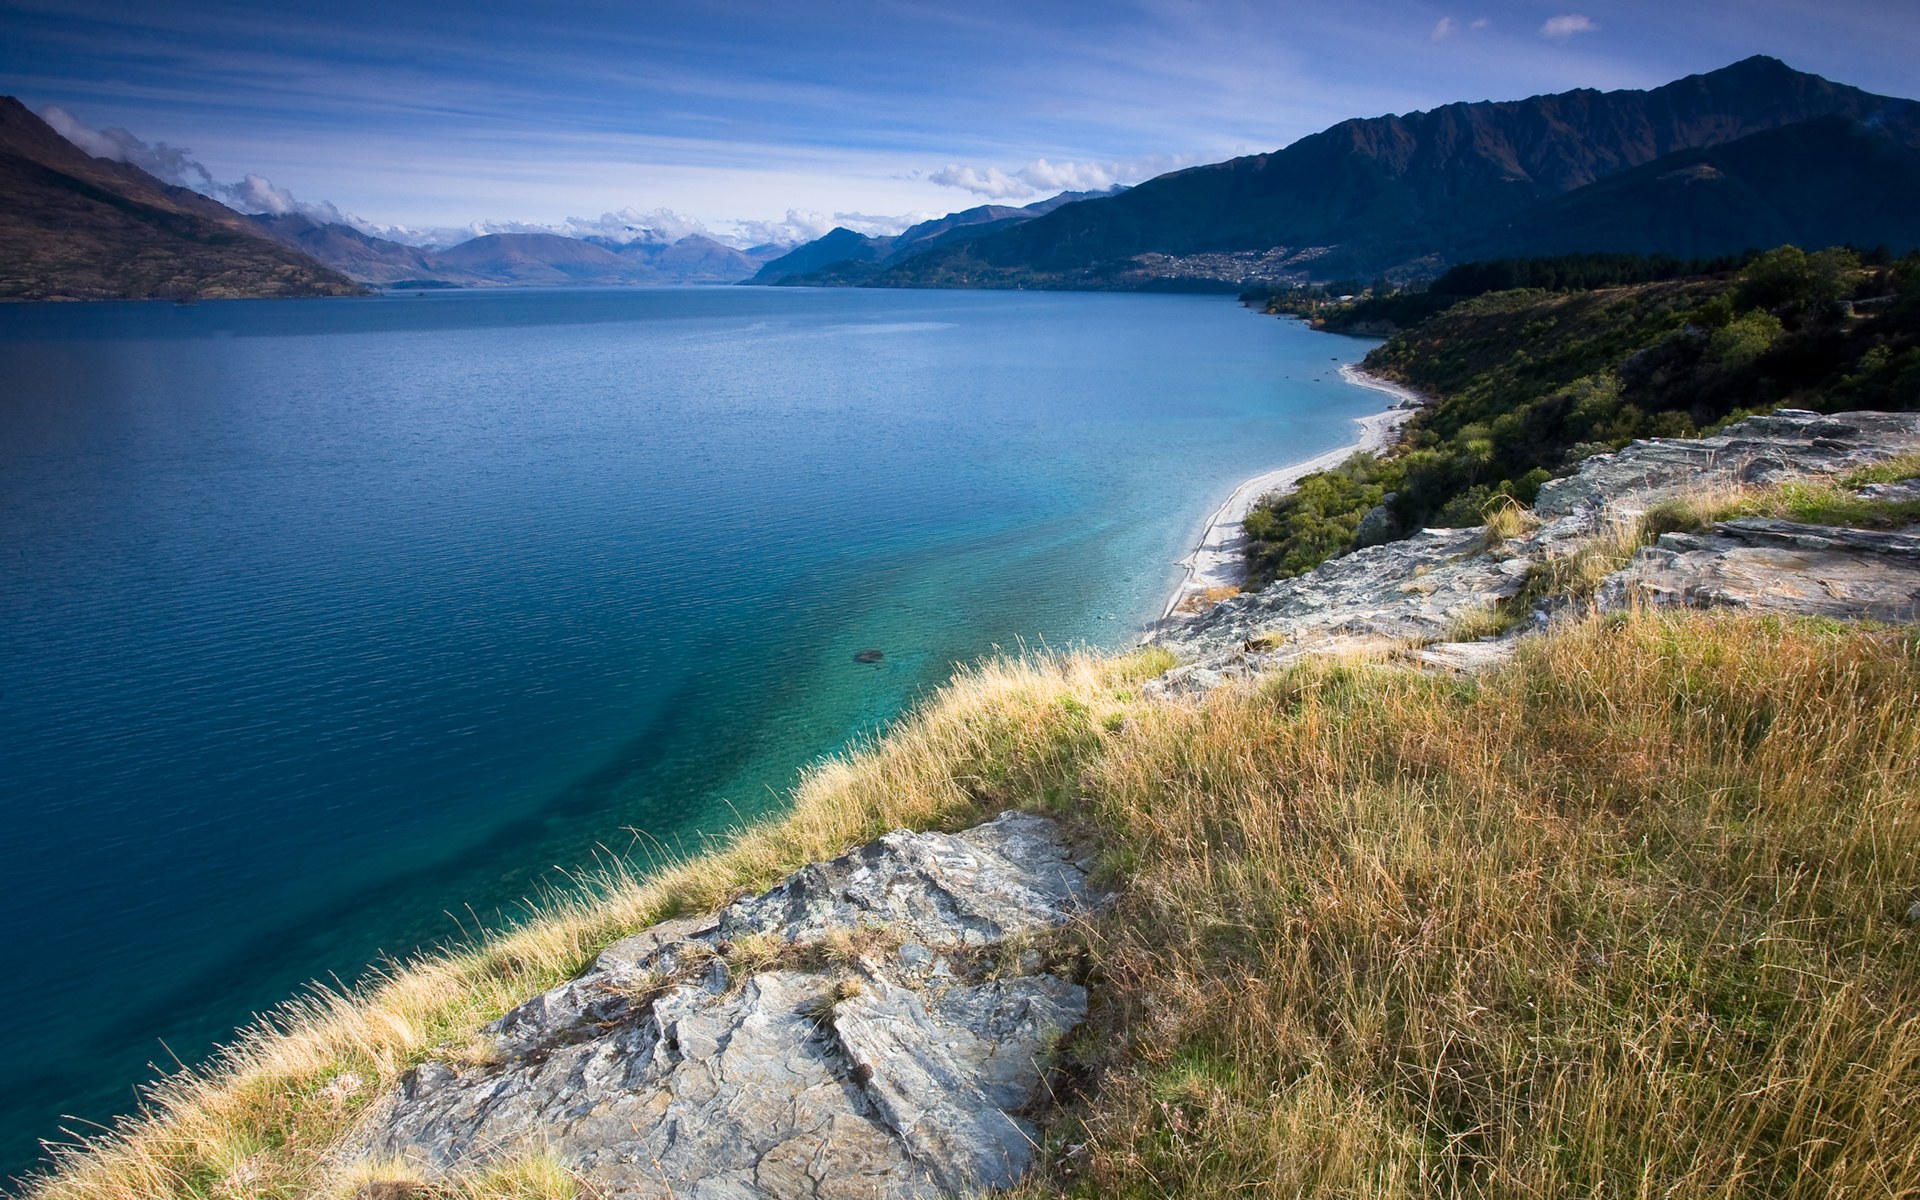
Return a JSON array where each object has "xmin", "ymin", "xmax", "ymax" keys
[
  {"xmin": 338, "ymin": 811, "xmax": 1098, "ymax": 1199},
  {"xmin": 1152, "ymin": 410, "xmax": 1920, "ymax": 696},
  {"xmin": 1603, "ymin": 518, "xmax": 1920, "ymax": 621}
]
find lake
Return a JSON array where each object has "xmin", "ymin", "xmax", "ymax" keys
[{"xmin": 0, "ymin": 286, "xmax": 1378, "ymax": 1179}]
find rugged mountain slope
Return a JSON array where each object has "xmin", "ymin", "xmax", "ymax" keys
[
  {"xmin": 1458, "ymin": 115, "xmax": 1920, "ymax": 262},
  {"xmin": 879, "ymin": 57, "xmax": 1920, "ymax": 289},
  {"xmin": 418, "ymin": 231, "xmax": 764, "ymax": 285},
  {"xmin": 0, "ymin": 98, "xmax": 362, "ymax": 300},
  {"xmin": 248, "ymin": 212, "xmax": 481, "ymax": 285}
]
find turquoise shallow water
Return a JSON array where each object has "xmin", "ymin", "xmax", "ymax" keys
[{"xmin": 0, "ymin": 286, "xmax": 1377, "ymax": 1179}]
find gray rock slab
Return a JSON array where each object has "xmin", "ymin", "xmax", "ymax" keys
[
  {"xmin": 1152, "ymin": 411, "xmax": 1920, "ymax": 696},
  {"xmin": 1150, "ymin": 527, "xmax": 1529, "ymax": 695},
  {"xmin": 1535, "ymin": 410, "xmax": 1920, "ymax": 518},
  {"xmin": 1602, "ymin": 520, "xmax": 1920, "ymax": 622},
  {"xmin": 720, "ymin": 811, "xmax": 1097, "ymax": 948},
  {"xmin": 833, "ymin": 967, "xmax": 1087, "ymax": 1194},
  {"xmin": 337, "ymin": 812, "xmax": 1098, "ymax": 1199}
]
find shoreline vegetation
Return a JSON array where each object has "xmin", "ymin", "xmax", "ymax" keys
[
  {"xmin": 1236, "ymin": 245, "xmax": 1920, "ymax": 588},
  {"xmin": 1154, "ymin": 364, "xmax": 1422, "ymax": 629}
]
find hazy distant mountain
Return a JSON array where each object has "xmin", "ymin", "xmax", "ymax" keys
[
  {"xmin": 0, "ymin": 97, "xmax": 361, "ymax": 300},
  {"xmin": 248, "ymin": 212, "xmax": 486, "ymax": 286},
  {"xmin": 875, "ymin": 57, "xmax": 1920, "ymax": 289},
  {"xmin": 1456, "ymin": 115, "xmax": 1920, "ymax": 263},
  {"xmin": 588, "ymin": 233, "xmax": 766, "ymax": 282},
  {"xmin": 399, "ymin": 230, "xmax": 763, "ymax": 286},
  {"xmin": 746, "ymin": 188, "xmax": 1123, "ymax": 285}
]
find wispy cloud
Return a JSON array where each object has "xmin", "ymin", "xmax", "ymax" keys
[
  {"xmin": 723, "ymin": 210, "xmax": 930, "ymax": 246},
  {"xmin": 1430, "ymin": 17, "xmax": 1457, "ymax": 42},
  {"xmin": 926, "ymin": 164, "xmax": 1030, "ymax": 200},
  {"xmin": 40, "ymin": 104, "xmax": 216, "ymax": 189},
  {"xmin": 1541, "ymin": 14, "xmax": 1600, "ymax": 39},
  {"xmin": 41, "ymin": 103, "xmax": 352, "ymax": 224},
  {"xmin": 921, "ymin": 154, "xmax": 1188, "ymax": 200}
]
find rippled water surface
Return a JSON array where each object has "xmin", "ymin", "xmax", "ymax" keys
[{"xmin": 0, "ymin": 286, "xmax": 1376, "ymax": 1176}]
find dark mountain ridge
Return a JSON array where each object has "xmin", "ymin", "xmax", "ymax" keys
[
  {"xmin": 876, "ymin": 57, "xmax": 1920, "ymax": 289},
  {"xmin": 1458, "ymin": 115, "xmax": 1920, "ymax": 263},
  {"xmin": 0, "ymin": 97, "xmax": 362, "ymax": 300}
]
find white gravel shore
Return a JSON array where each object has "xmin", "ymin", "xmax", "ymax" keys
[{"xmin": 1154, "ymin": 364, "xmax": 1426, "ymax": 627}]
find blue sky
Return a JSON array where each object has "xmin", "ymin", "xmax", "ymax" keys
[{"xmin": 4, "ymin": 0, "xmax": 1916, "ymax": 245}]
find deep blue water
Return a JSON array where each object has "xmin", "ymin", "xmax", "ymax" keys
[{"xmin": 0, "ymin": 286, "xmax": 1376, "ymax": 1180}]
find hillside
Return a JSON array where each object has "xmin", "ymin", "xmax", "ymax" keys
[
  {"xmin": 1458, "ymin": 115, "xmax": 1920, "ymax": 263},
  {"xmin": 20, "ymin": 230, "xmax": 1920, "ymax": 1193},
  {"xmin": 875, "ymin": 57, "xmax": 1920, "ymax": 290},
  {"xmin": 1241, "ymin": 246, "xmax": 1920, "ymax": 583},
  {"xmin": 0, "ymin": 98, "xmax": 362, "ymax": 300}
]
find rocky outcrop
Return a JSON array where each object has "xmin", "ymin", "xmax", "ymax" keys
[
  {"xmin": 1152, "ymin": 525, "xmax": 1533, "ymax": 694},
  {"xmin": 1153, "ymin": 409, "xmax": 1920, "ymax": 695},
  {"xmin": 1532, "ymin": 409, "xmax": 1920, "ymax": 516},
  {"xmin": 338, "ymin": 812, "xmax": 1100, "ymax": 1198},
  {"xmin": 1602, "ymin": 518, "xmax": 1920, "ymax": 621}
]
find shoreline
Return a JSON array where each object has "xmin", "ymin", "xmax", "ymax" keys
[{"xmin": 1150, "ymin": 364, "xmax": 1423, "ymax": 632}]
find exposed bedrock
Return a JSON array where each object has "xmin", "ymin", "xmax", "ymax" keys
[
  {"xmin": 1153, "ymin": 409, "xmax": 1920, "ymax": 696},
  {"xmin": 338, "ymin": 811, "xmax": 1101, "ymax": 1199}
]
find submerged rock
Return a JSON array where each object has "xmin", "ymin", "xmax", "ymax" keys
[{"xmin": 337, "ymin": 812, "xmax": 1099, "ymax": 1199}]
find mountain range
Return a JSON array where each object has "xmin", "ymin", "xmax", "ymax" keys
[
  {"xmin": 6, "ymin": 57, "xmax": 1919, "ymax": 302},
  {"xmin": 0, "ymin": 99, "xmax": 792, "ymax": 297},
  {"xmin": 765, "ymin": 57, "xmax": 1920, "ymax": 291}
]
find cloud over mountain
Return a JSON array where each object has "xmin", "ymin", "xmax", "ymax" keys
[
  {"xmin": 1541, "ymin": 14, "xmax": 1599, "ymax": 38},
  {"xmin": 923, "ymin": 154, "xmax": 1189, "ymax": 200},
  {"xmin": 40, "ymin": 104, "xmax": 348, "ymax": 226}
]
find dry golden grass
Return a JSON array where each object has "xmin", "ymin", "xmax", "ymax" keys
[
  {"xmin": 326, "ymin": 1150, "xmax": 579, "ymax": 1200},
  {"xmin": 1479, "ymin": 497, "xmax": 1540, "ymax": 548},
  {"xmin": 1442, "ymin": 604, "xmax": 1517, "ymax": 643},
  {"xmin": 1016, "ymin": 610, "xmax": 1920, "ymax": 1198},
  {"xmin": 24, "ymin": 648, "xmax": 1170, "ymax": 1200},
  {"xmin": 27, "ymin": 609, "xmax": 1920, "ymax": 1200},
  {"xmin": 1176, "ymin": 585, "xmax": 1242, "ymax": 614}
]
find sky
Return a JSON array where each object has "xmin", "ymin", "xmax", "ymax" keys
[{"xmin": 3, "ymin": 0, "xmax": 1917, "ymax": 247}]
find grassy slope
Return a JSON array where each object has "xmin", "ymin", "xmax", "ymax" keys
[
  {"xmin": 23, "ymin": 608, "xmax": 1920, "ymax": 1198},
  {"xmin": 1243, "ymin": 248, "xmax": 1920, "ymax": 586}
]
